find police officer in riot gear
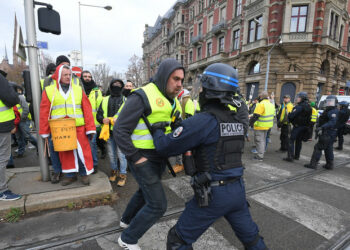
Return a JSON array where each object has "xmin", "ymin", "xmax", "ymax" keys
[
  {"xmin": 283, "ymin": 92, "xmax": 312, "ymax": 162},
  {"xmin": 304, "ymin": 95, "xmax": 339, "ymax": 169},
  {"xmin": 152, "ymin": 63, "xmax": 267, "ymax": 250},
  {"xmin": 335, "ymin": 101, "xmax": 350, "ymax": 150}
]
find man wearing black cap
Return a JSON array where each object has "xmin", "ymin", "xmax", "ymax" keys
[
  {"xmin": 114, "ymin": 58, "xmax": 183, "ymax": 249},
  {"xmin": 276, "ymin": 94, "xmax": 293, "ymax": 152}
]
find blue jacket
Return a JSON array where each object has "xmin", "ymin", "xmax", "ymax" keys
[{"xmin": 153, "ymin": 112, "xmax": 244, "ymax": 180}]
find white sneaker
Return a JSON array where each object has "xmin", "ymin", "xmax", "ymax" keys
[
  {"xmin": 118, "ymin": 236, "xmax": 141, "ymax": 250},
  {"xmin": 120, "ymin": 220, "xmax": 129, "ymax": 229}
]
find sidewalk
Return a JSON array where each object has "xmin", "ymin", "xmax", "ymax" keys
[{"xmin": 1, "ymin": 167, "xmax": 115, "ymax": 216}]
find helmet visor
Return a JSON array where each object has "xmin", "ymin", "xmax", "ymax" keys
[{"xmin": 326, "ymin": 98, "xmax": 336, "ymax": 107}]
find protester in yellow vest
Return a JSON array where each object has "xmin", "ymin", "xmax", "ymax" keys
[
  {"xmin": 96, "ymin": 79, "xmax": 127, "ymax": 186},
  {"xmin": 39, "ymin": 64, "xmax": 96, "ymax": 186},
  {"xmin": 309, "ymin": 101, "xmax": 318, "ymax": 140},
  {"xmin": 276, "ymin": 94, "xmax": 294, "ymax": 152},
  {"xmin": 81, "ymin": 70, "xmax": 103, "ymax": 172},
  {"xmin": 113, "ymin": 59, "xmax": 183, "ymax": 249},
  {"xmin": 249, "ymin": 91, "xmax": 275, "ymax": 161},
  {"xmin": 0, "ymin": 73, "xmax": 21, "ymax": 201}
]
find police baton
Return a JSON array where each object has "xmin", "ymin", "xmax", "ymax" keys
[{"xmin": 141, "ymin": 114, "xmax": 177, "ymax": 177}]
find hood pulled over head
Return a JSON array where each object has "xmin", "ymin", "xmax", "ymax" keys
[
  {"xmin": 152, "ymin": 58, "xmax": 184, "ymax": 99},
  {"xmin": 109, "ymin": 78, "xmax": 124, "ymax": 97}
]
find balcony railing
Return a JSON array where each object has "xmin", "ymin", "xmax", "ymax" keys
[
  {"xmin": 190, "ymin": 34, "xmax": 202, "ymax": 45},
  {"xmin": 211, "ymin": 19, "xmax": 227, "ymax": 35}
]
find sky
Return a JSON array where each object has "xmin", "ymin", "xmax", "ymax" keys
[{"xmin": 0, "ymin": 0, "xmax": 176, "ymax": 74}]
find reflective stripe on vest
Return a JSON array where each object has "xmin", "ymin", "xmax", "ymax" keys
[
  {"xmin": 131, "ymin": 83, "xmax": 182, "ymax": 149},
  {"xmin": 311, "ymin": 107, "xmax": 318, "ymax": 122},
  {"xmin": 0, "ymin": 100, "xmax": 15, "ymax": 122},
  {"xmin": 255, "ymin": 99, "xmax": 275, "ymax": 128},
  {"xmin": 45, "ymin": 83, "xmax": 85, "ymax": 126}
]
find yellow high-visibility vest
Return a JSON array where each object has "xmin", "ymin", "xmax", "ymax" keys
[
  {"xmin": 254, "ymin": 99, "xmax": 275, "ymax": 129},
  {"xmin": 0, "ymin": 100, "xmax": 15, "ymax": 122},
  {"xmin": 16, "ymin": 104, "xmax": 23, "ymax": 116},
  {"xmin": 119, "ymin": 83, "xmax": 182, "ymax": 149},
  {"xmin": 88, "ymin": 88, "xmax": 103, "ymax": 126},
  {"xmin": 45, "ymin": 83, "xmax": 85, "ymax": 126},
  {"xmin": 311, "ymin": 107, "xmax": 318, "ymax": 123},
  {"xmin": 279, "ymin": 102, "xmax": 293, "ymax": 124}
]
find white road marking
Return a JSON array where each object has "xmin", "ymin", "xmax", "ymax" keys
[
  {"xmin": 245, "ymin": 163, "xmax": 292, "ymax": 180},
  {"xmin": 313, "ymin": 172, "xmax": 350, "ymax": 191},
  {"xmin": 299, "ymin": 155, "xmax": 326, "ymax": 165},
  {"xmin": 250, "ymin": 187, "xmax": 349, "ymax": 240},
  {"xmin": 333, "ymin": 151, "xmax": 350, "ymax": 160}
]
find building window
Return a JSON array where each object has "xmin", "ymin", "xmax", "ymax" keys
[
  {"xmin": 190, "ymin": 28, "xmax": 194, "ymax": 41},
  {"xmin": 208, "ymin": 15, "xmax": 213, "ymax": 32},
  {"xmin": 339, "ymin": 25, "xmax": 344, "ymax": 47},
  {"xmin": 182, "ymin": 15, "xmax": 185, "ymax": 23},
  {"xmin": 207, "ymin": 42, "xmax": 212, "ymax": 57},
  {"xmin": 290, "ymin": 6, "xmax": 307, "ymax": 32},
  {"xmin": 199, "ymin": 0, "xmax": 204, "ymax": 13},
  {"xmin": 233, "ymin": 29, "xmax": 240, "ymax": 50},
  {"xmin": 189, "ymin": 51, "xmax": 193, "ymax": 63},
  {"xmin": 235, "ymin": 0, "xmax": 242, "ymax": 17},
  {"xmin": 197, "ymin": 46, "xmax": 202, "ymax": 60},
  {"xmin": 198, "ymin": 22, "xmax": 203, "ymax": 36},
  {"xmin": 248, "ymin": 62, "xmax": 260, "ymax": 75},
  {"xmin": 190, "ymin": 7, "xmax": 194, "ymax": 20},
  {"xmin": 219, "ymin": 36, "xmax": 225, "ymax": 52},
  {"xmin": 181, "ymin": 55, "xmax": 184, "ymax": 65},
  {"xmin": 220, "ymin": 6, "xmax": 226, "ymax": 21},
  {"xmin": 176, "ymin": 54, "xmax": 178, "ymax": 61},
  {"xmin": 329, "ymin": 11, "xmax": 339, "ymax": 40},
  {"xmin": 248, "ymin": 16, "xmax": 262, "ymax": 43},
  {"xmin": 347, "ymin": 29, "xmax": 350, "ymax": 52}
]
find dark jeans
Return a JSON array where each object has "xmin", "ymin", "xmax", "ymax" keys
[
  {"xmin": 16, "ymin": 120, "xmax": 38, "ymax": 155},
  {"xmin": 48, "ymin": 135, "xmax": 62, "ymax": 174},
  {"xmin": 288, "ymin": 126, "xmax": 308, "ymax": 159},
  {"xmin": 280, "ymin": 124, "xmax": 290, "ymax": 151},
  {"xmin": 121, "ymin": 159, "xmax": 167, "ymax": 244},
  {"xmin": 175, "ymin": 179, "xmax": 266, "ymax": 250}
]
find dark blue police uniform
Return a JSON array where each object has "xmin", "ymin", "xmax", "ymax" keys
[
  {"xmin": 285, "ymin": 101, "xmax": 311, "ymax": 161},
  {"xmin": 153, "ymin": 111, "xmax": 266, "ymax": 250}
]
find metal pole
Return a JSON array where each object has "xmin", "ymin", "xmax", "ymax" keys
[
  {"xmin": 23, "ymin": 0, "xmax": 49, "ymax": 181},
  {"xmin": 265, "ymin": 51, "xmax": 270, "ymax": 91},
  {"xmin": 78, "ymin": 2, "xmax": 84, "ymax": 67}
]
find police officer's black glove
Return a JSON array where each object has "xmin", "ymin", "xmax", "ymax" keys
[{"xmin": 151, "ymin": 122, "xmax": 169, "ymax": 134}]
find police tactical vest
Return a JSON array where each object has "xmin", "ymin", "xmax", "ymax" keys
[
  {"xmin": 292, "ymin": 102, "xmax": 312, "ymax": 126},
  {"xmin": 194, "ymin": 106, "xmax": 245, "ymax": 172},
  {"xmin": 0, "ymin": 100, "xmax": 15, "ymax": 123}
]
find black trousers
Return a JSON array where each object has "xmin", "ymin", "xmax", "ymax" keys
[{"xmin": 280, "ymin": 124, "xmax": 290, "ymax": 151}]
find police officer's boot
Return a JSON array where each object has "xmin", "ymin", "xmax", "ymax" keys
[
  {"xmin": 167, "ymin": 226, "xmax": 193, "ymax": 250},
  {"xmin": 335, "ymin": 145, "xmax": 343, "ymax": 150},
  {"xmin": 283, "ymin": 150, "xmax": 294, "ymax": 162},
  {"xmin": 323, "ymin": 161, "xmax": 334, "ymax": 170},
  {"xmin": 304, "ymin": 152, "xmax": 318, "ymax": 169}
]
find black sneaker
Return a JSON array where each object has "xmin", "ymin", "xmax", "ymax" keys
[
  {"xmin": 51, "ymin": 172, "xmax": 60, "ymax": 184},
  {"xmin": 6, "ymin": 164, "xmax": 15, "ymax": 169},
  {"xmin": 283, "ymin": 157, "xmax": 294, "ymax": 162},
  {"xmin": 304, "ymin": 164, "xmax": 317, "ymax": 169},
  {"xmin": 294, "ymin": 156, "xmax": 300, "ymax": 160}
]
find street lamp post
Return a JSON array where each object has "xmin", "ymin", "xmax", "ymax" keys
[
  {"xmin": 78, "ymin": 2, "xmax": 112, "ymax": 68},
  {"xmin": 265, "ymin": 36, "xmax": 282, "ymax": 91}
]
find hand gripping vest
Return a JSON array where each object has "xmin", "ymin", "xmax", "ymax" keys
[
  {"xmin": 194, "ymin": 106, "xmax": 245, "ymax": 172},
  {"xmin": 130, "ymin": 83, "xmax": 182, "ymax": 149},
  {"xmin": 45, "ymin": 83, "xmax": 85, "ymax": 126},
  {"xmin": 0, "ymin": 100, "xmax": 15, "ymax": 123}
]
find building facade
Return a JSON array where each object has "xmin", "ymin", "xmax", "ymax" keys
[{"xmin": 142, "ymin": 0, "xmax": 350, "ymax": 103}]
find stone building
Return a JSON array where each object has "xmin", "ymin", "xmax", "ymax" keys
[{"xmin": 142, "ymin": 0, "xmax": 350, "ymax": 103}]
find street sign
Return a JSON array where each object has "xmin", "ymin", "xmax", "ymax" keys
[
  {"xmin": 72, "ymin": 66, "xmax": 82, "ymax": 77},
  {"xmin": 339, "ymin": 88, "xmax": 345, "ymax": 95},
  {"xmin": 15, "ymin": 25, "xmax": 26, "ymax": 61},
  {"xmin": 37, "ymin": 41, "xmax": 48, "ymax": 49}
]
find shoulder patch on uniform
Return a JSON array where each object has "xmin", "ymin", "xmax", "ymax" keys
[
  {"xmin": 332, "ymin": 114, "xmax": 337, "ymax": 118},
  {"xmin": 173, "ymin": 126, "xmax": 183, "ymax": 138},
  {"xmin": 220, "ymin": 123, "xmax": 244, "ymax": 136}
]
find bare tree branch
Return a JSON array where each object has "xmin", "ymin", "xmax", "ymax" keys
[{"xmin": 125, "ymin": 54, "xmax": 144, "ymax": 87}]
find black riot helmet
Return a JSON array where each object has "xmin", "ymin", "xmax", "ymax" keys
[
  {"xmin": 295, "ymin": 92, "xmax": 308, "ymax": 103},
  {"xmin": 199, "ymin": 63, "xmax": 239, "ymax": 105},
  {"xmin": 325, "ymin": 95, "xmax": 338, "ymax": 107},
  {"xmin": 338, "ymin": 101, "xmax": 349, "ymax": 109}
]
